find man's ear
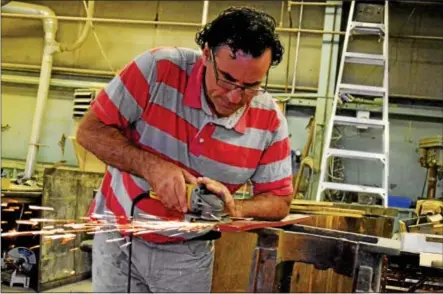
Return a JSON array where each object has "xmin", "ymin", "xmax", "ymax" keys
[{"xmin": 202, "ymin": 43, "xmax": 211, "ymax": 66}]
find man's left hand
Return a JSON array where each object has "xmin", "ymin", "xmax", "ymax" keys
[{"xmin": 197, "ymin": 177, "xmax": 242, "ymax": 218}]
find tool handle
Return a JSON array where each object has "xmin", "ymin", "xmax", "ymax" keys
[{"xmin": 148, "ymin": 184, "xmax": 197, "ymax": 209}]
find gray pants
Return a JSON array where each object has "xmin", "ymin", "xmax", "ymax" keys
[{"xmin": 92, "ymin": 231, "xmax": 214, "ymax": 293}]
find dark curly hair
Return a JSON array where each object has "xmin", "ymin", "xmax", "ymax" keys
[{"xmin": 195, "ymin": 7, "xmax": 284, "ymax": 67}]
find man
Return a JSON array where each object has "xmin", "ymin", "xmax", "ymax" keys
[{"xmin": 77, "ymin": 6, "xmax": 293, "ymax": 293}]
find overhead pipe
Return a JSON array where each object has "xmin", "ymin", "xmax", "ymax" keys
[
  {"xmin": 284, "ymin": 1, "xmax": 293, "ymax": 92},
  {"xmin": 290, "ymin": 0, "xmax": 304, "ymax": 94},
  {"xmin": 201, "ymin": 1, "xmax": 209, "ymax": 26},
  {"xmin": 1, "ymin": 62, "xmax": 114, "ymax": 77},
  {"xmin": 1, "ymin": 74, "xmax": 107, "ymax": 89},
  {"xmin": 278, "ymin": 1, "xmax": 285, "ymax": 28},
  {"xmin": 1, "ymin": 12, "xmax": 202, "ymax": 27},
  {"xmin": 2, "ymin": 12, "xmax": 443, "ymax": 41},
  {"xmin": 59, "ymin": 0, "xmax": 95, "ymax": 52},
  {"xmin": 2, "ymin": 1, "xmax": 60, "ymax": 179},
  {"xmin": 1, "ymin": 0, "xmax": 13, "ymax": 6},
  {"xmin": 4, "ymin": 72, "xmax": 441, "ymax": 103},
  {"xmin": 288, "ymin": 1, "xmax": 342, "ymax": 6}
]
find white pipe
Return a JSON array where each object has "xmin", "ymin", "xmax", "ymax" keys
[
  {"xmin": 2, "ymin": 1, "xmax": 58, "ymax": 42},
  {"xmin": 201, "ymin": 1, "xmax": 209, "ymax": 25},
  {"xmin": 59, "ymin": 0, "xmax": 94, "ymax": 52},
  {"xmin": 290, "ymin": 0, "xmax": 304, "ymax": 94},
  {"xmin": 1, "ymin": 74, "xmax": 107, "ymax": 89},
  {"xmin": 279, "ymin": 1, "xmax": 285, "ymax": 28},
  {"xmin": 2, "ymin": 1, "xmax": 59, "ymax": 179}
]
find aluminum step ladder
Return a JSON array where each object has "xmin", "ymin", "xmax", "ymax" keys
[{"xmin": 315, "ymin": 1, "xmax": 390, "ymax": 207}]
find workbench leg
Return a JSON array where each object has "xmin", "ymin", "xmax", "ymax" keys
[
  {"xmin": 353, "ymin": 251, "xmax": 383, "ymax": 293},
  {"xmin": 248, "ymin": 230, "xmax": 279, "ymax": 292}
]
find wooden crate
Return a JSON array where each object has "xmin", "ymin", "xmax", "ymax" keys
[{"xmin": 37, "ymin": 168, "xmax": 103, "ymax": 292}]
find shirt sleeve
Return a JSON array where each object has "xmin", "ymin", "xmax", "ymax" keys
[
  {"xmin": 250, "ymin": 110, "xmax": 294, "ymax": 196},
  {"xmin": 90, "ymin": 51, "xmax": 157, "ymax": 128}
]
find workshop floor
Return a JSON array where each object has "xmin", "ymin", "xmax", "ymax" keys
[{"xmin": 1, "ymin": 278, "xmax": 92, "ymax": 293}]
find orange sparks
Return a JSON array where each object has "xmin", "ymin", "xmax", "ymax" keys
[
  {"xmin": 16, "ymin": 220, "xmax": 38, "ymax": 226},
  {"xmin": 120, "ymin": 242, "xmax": 131, "ymax": 249},
  {"xmin": 30, "ymin": 218, "xmax": 75, "ymax": 223},
  {"xmin": 44, "ymin": 233, "xmax": 76, "ymax": 240},
  {"xmin": 29, "ymin": 205, "xmax": 54, "ymax": 211},
  {"xmin": 106, "ymin": 237, "xmax": 125, "ymax": 243}
]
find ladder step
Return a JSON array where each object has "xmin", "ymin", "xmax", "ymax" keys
[
  {"xmin": 344, "ymin": 52, "xmax": 385, "ymax": 66},
  {"xmin": 327, "ymin": 148, "xmax": 386, "ymax": 161},
  {"xmin": 320, "ymin": 182, "xmax": 386, "ymax": 196},
  {"xmin": 333, "ymin": 116, "xmax": 385, "ymax": 128},
  {"xmin": 350, "ymin": 21, "xmax": 385, "ymax": 36},
  {"xmin": 340, "ymin": 83, "xmax": 386, "ymax": 97}
]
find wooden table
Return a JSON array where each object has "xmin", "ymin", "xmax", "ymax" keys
[{"xmin": 213, "ymin": 214, "xmax": 401, "ymax": 293}]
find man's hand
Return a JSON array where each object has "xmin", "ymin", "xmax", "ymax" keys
[
  {"xmin": 196, "ymin": 177, "xmax": 242, "ymax": 218},
  {"xmin": 145, "ymin": 159, "xmax": 197, "ymax": 214}
]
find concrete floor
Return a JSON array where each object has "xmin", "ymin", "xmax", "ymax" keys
[{"xmin": 1, "ymin": 279, "xmax": 92, "ymax": 293}]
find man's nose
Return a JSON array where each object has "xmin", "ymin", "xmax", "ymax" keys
[{"xmin": 226, "ymin": 88, "xmax": 243, "ymax": 104}]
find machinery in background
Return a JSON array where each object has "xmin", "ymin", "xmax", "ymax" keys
[
  {"xmin": 418, "ymin": 135, "xmax": 443, "ymax": 200},
  {"xmin": 293, "ymin": 117, "xmax": 316, "ymax": 199},
  {"xmin": 404, "ymin": 135, "xmax": 443, "ymax": 232},
  {"xmin": 1, "ymin": 247, "xmax": 37, "ymax": 289},
  {"xmin": 383, "ymin": 136, "xmax": 443, "ymax": 292}
]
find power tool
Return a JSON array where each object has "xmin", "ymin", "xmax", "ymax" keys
[
  {"xmin": 126, "ymin": 184, "xmax": 230, "ymax": 293},
  {"xmin": 149, "ymin": 184, "xmax": 231, "ymax": 223}
]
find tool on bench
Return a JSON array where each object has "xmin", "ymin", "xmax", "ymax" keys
[
  {"xmin": 149, "ymin": 184, "xmax": 231, "ymax": 223},
  {"xmin": 126, "ymin": 183, "xmax": 230, "ymax": 293}
]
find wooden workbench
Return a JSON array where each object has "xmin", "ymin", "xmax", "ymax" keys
[{"xmin": 212, "ymin": 213, "xmax": 396, "ymax": 293}]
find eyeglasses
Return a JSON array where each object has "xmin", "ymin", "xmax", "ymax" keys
[{"xmin": 210, "ymin": 49, "xmax": 267, "ymax": 96}]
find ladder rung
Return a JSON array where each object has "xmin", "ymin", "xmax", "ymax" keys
[
  {"xmin": 350, "ymin": 21, "xmax": 385, "ymax": 35},
  {"xmin": 340, "ymin": 83, "xmax": 386, "ymax": 97},
  {"xmin": 327, "ymin": 148, "xmax": 386, "ymax": 161},
  {"xmin": 320, "ymin": 182, "xmax": 386, "ymax": 196},
  {"xmin": 333, "ymin": 116, "xmax": 385, "ymax": 128},
  {"xmin": 344, "ymin": 52, "xmax": 385, "ymax": 66}
]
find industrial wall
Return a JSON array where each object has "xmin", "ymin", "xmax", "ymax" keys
[{"xmin": 1, "ymin": 1, "xmax": 443, "ymax": 200}]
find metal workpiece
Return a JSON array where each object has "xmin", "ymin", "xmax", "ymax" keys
[{"xmin": 246, "ymin": 225, "xmax": 401, "ymax": 293}]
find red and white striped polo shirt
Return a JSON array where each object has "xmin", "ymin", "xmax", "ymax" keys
[{"xmin": 88, "ymin": 47, "xmax": 293, "ymax": 243}]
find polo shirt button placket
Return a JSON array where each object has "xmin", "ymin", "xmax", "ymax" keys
[{"xmin": 199, "ymin": 138, "xmax": 204, "ymax": 143}]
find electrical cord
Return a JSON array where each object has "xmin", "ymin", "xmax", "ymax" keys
[{"xmin": 127, "ymin": 191, "xmax": 150, "ymax": 293}]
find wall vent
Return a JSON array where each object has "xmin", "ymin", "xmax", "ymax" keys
[{"xmin": 72, "ymin": 89, "xmax": 97, "ymax": 118}]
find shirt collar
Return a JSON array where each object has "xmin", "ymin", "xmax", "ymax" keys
[
  {"xmin": 183, "ymin": 58, "xmax": 204, "ymax": 109},
  {"xmin": 183, "ymin": 57, "xmax": 248, "ymax": 134}
]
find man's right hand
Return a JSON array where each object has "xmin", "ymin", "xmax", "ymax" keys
[{"xmin": 144, "ymin": 159, "xmax": 197, "ymax": 214}]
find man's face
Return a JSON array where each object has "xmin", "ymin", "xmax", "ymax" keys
[{"xmin": 202, "ymin": 45, "xmax": 271, "ymax": 117}]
